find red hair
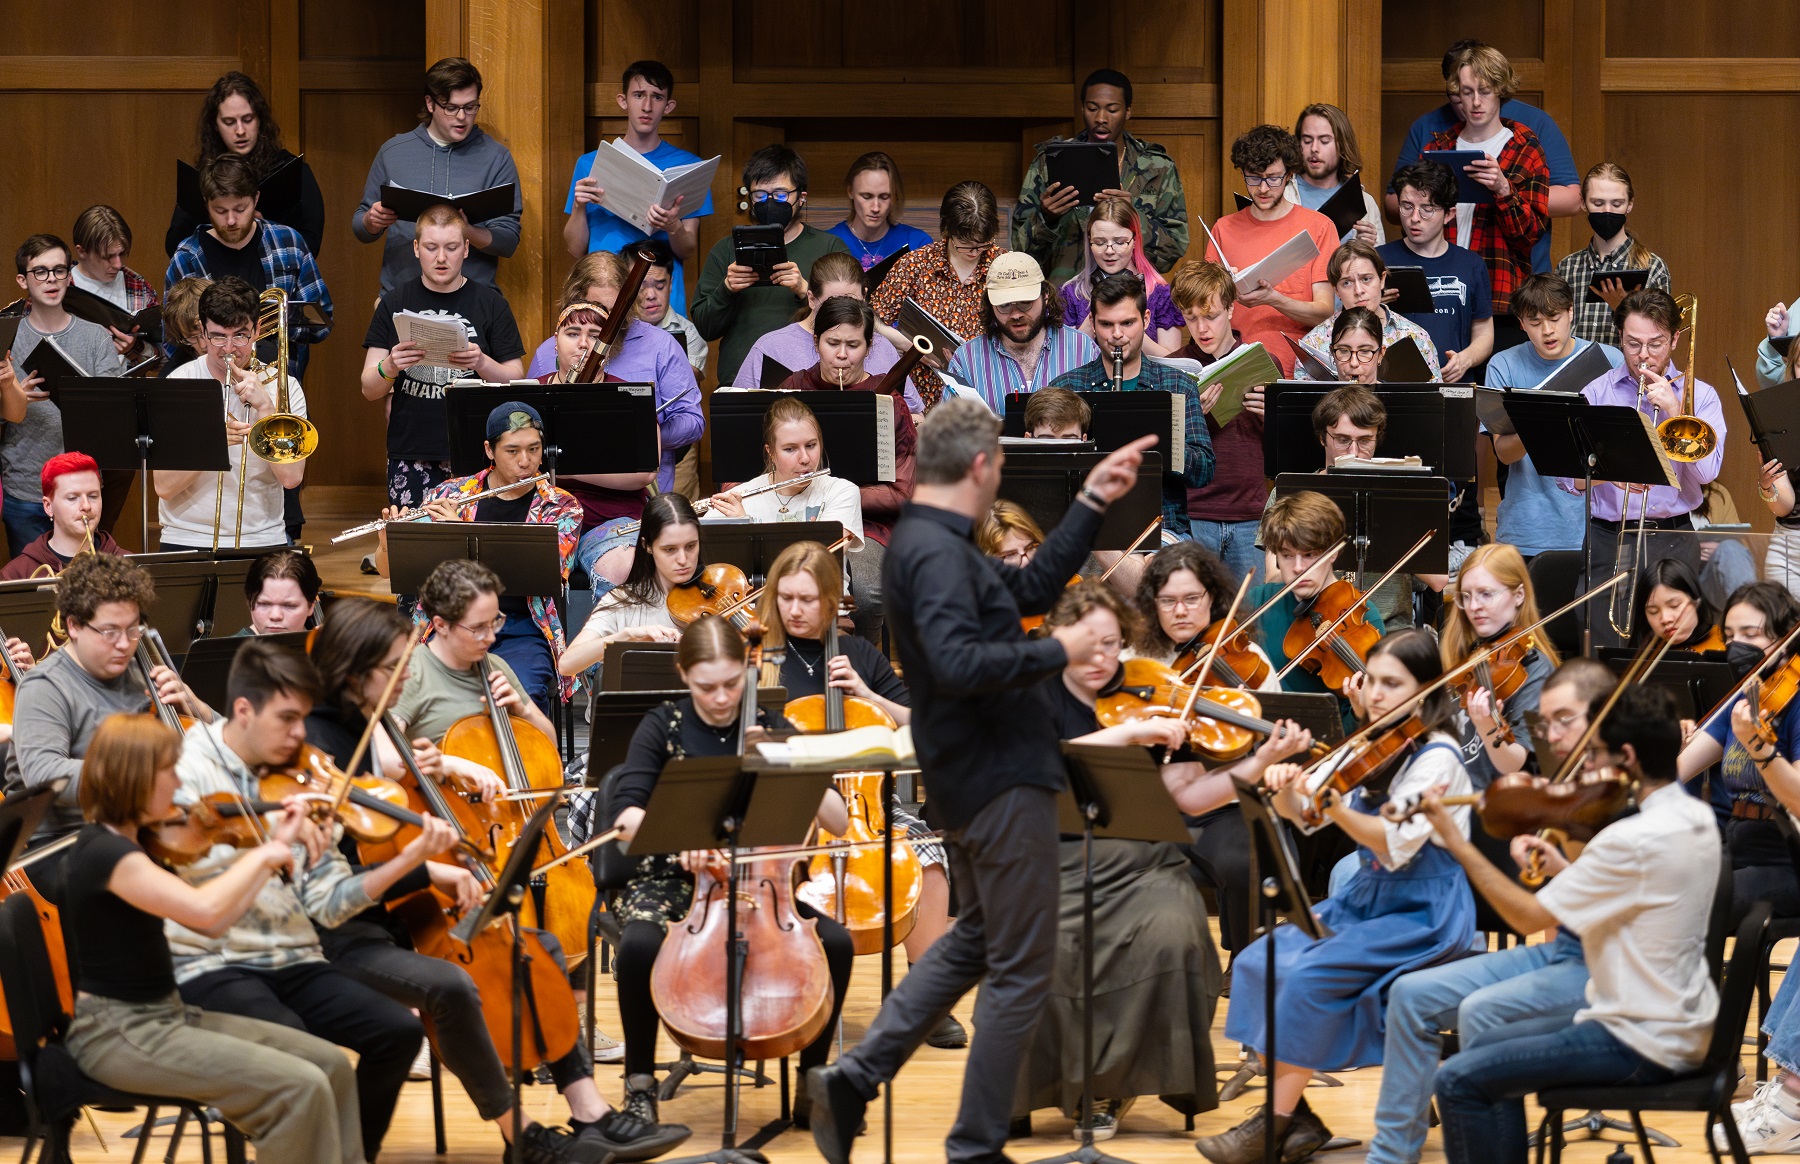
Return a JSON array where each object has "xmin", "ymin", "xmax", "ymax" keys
[{"xmin": 41, "ymin": 452, "xmax": 99, "ymax": 497}]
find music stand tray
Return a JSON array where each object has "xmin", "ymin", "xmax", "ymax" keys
[
  {"xmin": 445, "ymin": 381, "xmax": 659, "ymax": 479},
  {"xmin": 387, "ymin": 522, "xmax": 563, "ymax": 597}
]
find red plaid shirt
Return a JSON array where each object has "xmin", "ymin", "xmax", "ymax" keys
[{"xmin": 1424, "ymin": 119, "xmax": 1550, "ymax": 316}]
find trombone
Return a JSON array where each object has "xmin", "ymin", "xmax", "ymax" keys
[
  {"xmin": 1657, "ymin": 293, "xmax": 1717, "ymax": 462},
  {"xmin": 1607, "ymin": 362, "xmax": 1656, "ymax": 640},
  {"xmin": 212, "ymin": 288, "xmax": 320, "ymax": 551}
]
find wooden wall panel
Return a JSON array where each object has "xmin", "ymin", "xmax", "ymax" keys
[
  {"xmin": 301, "ymin": 0, "xmax": 425, "ymax": 61},
  {"xmin": 2, "ymin": 4, "xmax": 248, "ymax": 57},
  {"xmin": 1382, "ymin": 1, "xmax": 1542, "ymax": 61},
  {"xmin": 590, "ymin": 0, "xmax": 699, "ymax": 87},
  {"xmin": 1604, "ymin": 1, "xmax": 1800, "ymax": 57}
]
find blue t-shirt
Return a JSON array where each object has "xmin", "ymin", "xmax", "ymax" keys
[
  {"xmin": 1486, "ymin": 338, "xmax": 1624, "ymax": 555},
  {"xmin": 1394, "ymin": 99, "xmax": 1578, "ymax": 277},
  {"xmin": 1703, "ymin": 693, "xmax": 1800, "ymax": 810},
  {"xmin": 1377, "ymin": 240, "xmax": 1492, "ymax": 360},
  {"xmin": 1293, "ymin": 180, "xmax": 1353, "ymax": 246},
  {"xmin": 827, "ymin": 221, "xmax": 935, "ymax": 271},
  {"xmin": 565, "ymin": 141, "xmax": 715, "ymax": 310}
]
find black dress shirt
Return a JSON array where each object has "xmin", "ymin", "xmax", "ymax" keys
[{"xmin": 883, "ymin": 497, "xmax": 1103, "ymax": 828}]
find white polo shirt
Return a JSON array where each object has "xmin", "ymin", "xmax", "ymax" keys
[
  {"xmin": 1539, "ymin": 780, "xmax": 1721, "ymax": 1070},
  {"xmin": 161, "ymin": 356, "xmax": 307, "ymax": 548}
]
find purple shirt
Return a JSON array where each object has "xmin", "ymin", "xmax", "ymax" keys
[
  {"xmin": 1063, "ymin": 280, "xmax": 1183, "ymax": 336},
  {"xmin": 733, "ymin": 322, "xmax": 921, "ymax": 412},
  {"xmin": 1575, "ymin": 363, "xmax": 1725, "ymax": 522},
  {"xmin": 525, "ymin": 318, "xmax": 704, "ymax": 491}
]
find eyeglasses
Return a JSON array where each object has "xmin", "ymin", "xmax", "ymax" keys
[
  {"xmin": 434, "ymin": 100, "xmax": 481, "ymax": 117},
  {"xmin": 1095, "ymin": 636, "xmax": 1124, "ymax": 656},
  {"xmin": 994, "ymin": 300, "xmax": 1037, "ymax": 317},
  {"xmin": 1330, "ymin": 345, "xmax": 1382, "ymax": 365},
  {"xmin": 1324, "ymin": 433, "xmax": 1379, "ymax": 453},
  {"xmin": 1621, "ymin": 338, "xmax": 1672, "ymax": 357},
  {"xmin": 1155, "ymin": 593, "xmax": 1209, "ymax": 613},
  {"xmin": 1398, "ymin": 203, "xmax": 1444, "ymax": 219},
  {"xmin": 1243, "ymin": 172, "xmax": 1288, "ymax": 189},
  {"xmin": 749, "ymin": 189, "xmax": 797, "ymax": 204},
  {"xmin": 1092, "ymin": 237, "xmax": 1132, "ymax": 253},
  {"xmin": 24, "ymin": 265, "xmax": 71, "ymax": 283},
  {"xmin": 204, "ymin": 332, "xmax": 255, "ymax": 349},
  {"xmin": 949, "ymin": 240, "xmax": 993, "ymax": 258},
  {"xmin": 1544, "ymin": 711, "xmax": 1582, "ymax": 730},
  {"xmin": 85, "ymin": 623, "xmax": 146, "ymax": 645},
  {"xmin": 453, "ymin": 615, "xmax": 506, "ymax": 637},
  {"xmin": 997, "ymin": 544, "xmax": 1039, "ymax": 566},
  {"xmin": 1456, "ymin": 586, "xmax": 1518, "ymax": 609}
]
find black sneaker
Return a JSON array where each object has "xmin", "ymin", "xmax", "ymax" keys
[
  {"xmin": 926, "ymin": 1013, "xmax": 969, "ymax": 1049},
  {"xmin": 570, "ymin": 1110, "xmax": 692, "ymax": 1162},
  {"xmin": 506, "ymin": 1123, "xmax": 608, "ymax": 1164},
  {"xmin": 1281, "ymin": 1098, "xmax": 1333, "ymax": 1163},
  {"xmin": 807, "ymin": 1065, "xmax": 869, "ymax": 1164},
  {"xmin": 622, "ymin": 1074, "xmax": 659, "ymax": 1124}
]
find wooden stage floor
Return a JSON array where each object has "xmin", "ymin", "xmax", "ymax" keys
[{"xmin": 20, "ymin": 928, "xmax": 1781, "ymax": 1163}]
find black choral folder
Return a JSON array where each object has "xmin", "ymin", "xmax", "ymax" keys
[
  {"xmin": 1728, "ymin": 357, "xmax": 1800, "ymax": 470},
  {"xmin": 709, "ymin": 390, "xmax": 896, "ymax": 486},
  {"xmin": 379, "ymin": 181, "xmax": 516, "ymax": 224}
]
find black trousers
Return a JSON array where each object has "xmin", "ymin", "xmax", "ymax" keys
[
  {"xmin": 1185, "ymin": 804, "xmax": 1254, "ymax": 954},
  {"xmin": 325, "ymin": 928, "xmax": 592, "ymax": 1123},
  {"xmin": 180, "ymin": 959, "xmax": 423, "ymax": 1159},
  {"xmin": 614, "ymin": 901, "xmax": 855, "ymax": 1077}
]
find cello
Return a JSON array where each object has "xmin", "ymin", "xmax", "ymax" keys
[
  {"xmin": 650, "ymin": 622, "xmax": 835, "ymax": 1061},
  {"xmin": 785, "ymin": 620, "xmax": 923, "ymax": 954},
  {"xmin": 439, "ymin": 659, "xmax": 597, "ymax": 969}
]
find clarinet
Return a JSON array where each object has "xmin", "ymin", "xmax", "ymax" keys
[{"xmin": 1110, "ymin": 347, "xmax": 1124, "ymax": 392}]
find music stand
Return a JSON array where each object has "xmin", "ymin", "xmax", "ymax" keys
[
  {"xmin": 701, "ymin": 522, "xmax": 844, "ymax": 581},
  {"xmin": 0, "ymin": 581, "xmax": 60, "ymax": 658},
  {"xmin": 1502, "ymin": 394, "xmax": 1677, "ymax": 651},
  {"xmin": 600, "ymin": 643, "xmax": 680, "ymax": 692},
  {"xmin": 584, "ymin": 689, "xmax": 788, "ymax": 780},
  {"xmin": 1233, "ymin": 782, "xmax": 1338, "ymax": 1164},
  {"xmin": 998, "ymin": 451, "xmax": 1165, "ymax": 551},
  {"xmin": 1272, "ymin": 471, "xmax": 1451, "ymax": 583},
  {"xmin": 49, "ymin": 378, "xmax": 229, "ymax": 552},
  {"xmin": 444, "ymin": 382, "xmax": 660, "ymax": 481},
  {"xmin": 1263, "ymin": 384, "xmax": 1477, "ymax": 480},
  {"xmin": 1253, "ymin": 692, "xmax": 1347, "ymax": 747},
  {"xmin": 633, "ymin": 756, "xmax": 836, "ymax": 1163},
  {"xmin": 1596, "ymin": 650, "xmax": 1735, "ymax": 722},
  {"xmin": 1030, "ymin": 743, "xmax": 1191, "ymax": 1164},
  {"xmin": 386, "ymin": 522, "xmax": 563, "ymax": 597},
  {"xmin": 139, "ymin": 561, "xmax": 224, "ymax": 653},
  {"xmin": 180, "ymin": 631, "xmax": 310, "ymax": 711},
  {"xmin": 0, "ymin": 780, "xmax": 69, "ymax": 864},
  {"xmin": 450, "ymin": 793, "xmax": 561, "ymax": 1151}
]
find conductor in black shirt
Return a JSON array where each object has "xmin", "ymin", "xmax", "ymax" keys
[{"xmin": 808, "ymin": 398, "xmax": 1154, "ymax": 1163}]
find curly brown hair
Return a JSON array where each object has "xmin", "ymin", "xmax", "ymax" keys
[{"xmin": 57, "ymin": 553, "xmax": 155, "ymax": 629}]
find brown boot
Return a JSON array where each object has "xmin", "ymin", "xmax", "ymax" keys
[{"xmin": 1194, "ymin": 1100, "xmax": 1333, "ymax": 1164}]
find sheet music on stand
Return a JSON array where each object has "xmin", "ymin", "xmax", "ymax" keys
[{"xmin": 710, "ymin": 389, "xmax": 895, "ymax": 486}]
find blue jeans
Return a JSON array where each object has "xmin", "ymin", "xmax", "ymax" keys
[
  {"xmin": 2, "ymin": 496, "xmax": 51, "ymax": 561},
  {"xmin": 574, "ymin": 517, "xmax": 637, "ymax": 597},
  {"xmin": 1190, "ymin": 518, "xmax": 1263, "ymax": 586},
  {"xmin": 490, "ymin": 615, "xmax": 557, "ymax": 720},
  {"xmin": 1436, "ymin": 1019, "xmax": 1675, "ymax": 1164},
  {"xmin": 1367, "ymin": 931, "xmax": 1589, "ymax": 1164},
  {"xmin": 1766, "ymin": 949, "xmax": 1800, "ymax": 1072}
]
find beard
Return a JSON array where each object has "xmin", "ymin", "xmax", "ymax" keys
[{"xmin": 1003, "ymin": 311, "xmax": 1048, "ymax": 346}]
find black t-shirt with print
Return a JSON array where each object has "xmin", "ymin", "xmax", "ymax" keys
[{"xmin": 364, "ymin": 279, "xmax": 526, "ymax": 462}]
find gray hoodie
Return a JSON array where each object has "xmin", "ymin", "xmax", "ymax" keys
[{"xmin": 352, "ymin": 124, "xmax": 523, "ymax": 294}]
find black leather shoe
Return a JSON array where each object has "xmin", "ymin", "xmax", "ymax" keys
[
  {"xmin": 926, "ymin": 1013, "xmax": 969, "ymax": 1049},
  {"xmin": 807, "ymin": 1065, "xmax": 868, "ymax": 1164},
  {"xmin": 570, "ymin": 1110, "xmax": 691, "ymax": 1162}
]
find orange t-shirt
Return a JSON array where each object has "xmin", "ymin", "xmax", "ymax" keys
[{"xmin": 1204, "ymin": 204, "xmax": 1335, "ymax": 376}]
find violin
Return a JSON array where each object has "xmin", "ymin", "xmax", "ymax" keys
[
  {"xmin": 376, "ymin": 713, "xmax": 580, "ymax": 1071},
  {"xmin": 1745, "ymin": 653, "xmax": 1800, "ymax": 749},
  {"xmin": 651, "ymin": 621, "xmax": 836, "ymax": 1061},
  {"xmin": 1449, "ymin": 633, "xmax": 1535, "ymax": 746},
  {"xmin": 1176, "ymin": 619, "xmax": 1270, "ymax": 690},
  {"xmin": 667, "ymin": 562, "xmax": 754, "ymax": 630},
  {"xmin": 1097, "ymin": 658, "xmax": 1331, "ymax": 764},
  {"xmin": 439, "ymin": 658, "xmax": 597, "ymax": 970},
  {"xmin": 1278, "ymin": 531, "xmax": 1435, "ymax": 692},
  {"xmin": 785, "ymin": 621, "xmax": 922, "ymax": 955},
  {"xmin": 1381, "ymin": 768, "xmax": 1636, "ymax": 843},
  {"xmin": 142, "ymin": 791, "xmax": 288, "ymax": 866},
  {"xmin": 1681, "ymin": 625, "xmax": 1728, "ymax": 654},
  {"xmin": 1300, "ymin": 714, "xmax": 1427, "ymax": 826}
]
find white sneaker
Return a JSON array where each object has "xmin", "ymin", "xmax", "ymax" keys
[
  {"xmin": 1735, "ymin": 1079, "xmax": 1785, "ymax": 1123},
  {"xmin": 408, "ymin": 1041, "xmax": 432, "ymax": 1081},
  {"xmin": 1717, "ymin": 1092, "xmax": 1800, "ymax": 1155},
  {"xmin": 576, "ymin": 1001, "xmax": 626, "ymax": 1064}
]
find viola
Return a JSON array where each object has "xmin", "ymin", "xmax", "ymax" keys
[
  {"xmin": 1300, "ymin": 714, "xmax": 1427, "ymax": 826},
  {"xmin": 1176, "ymin": 618, "xmax": 1270, "ymax": 690},
  {"xmin": 439, "ymin": 659, "xmax": 597, "ymax": 970},
  {"xmin": 651, "ymin": 620, "xmax": 836, "ymax": 1062},
  {"xmin": 1382, "ymin": 769, "xmax": 1635, "ymax": 843},
  {"xmin": 1680, "ymin": 625, "xmax": 1727, "ymax": 654},
  {"xmin": 668, "ymin": 562, "xmax": 754, "ymax": 630},
  {"xmin": 1281, "ymin": 578, "xmax": 1382, "ymax": 693},
  {"xmin": 264, "ymin": 743, "xmax": 491, "ymax": 860},
  {"xmin": 785, "ymin": 622, "xmax": 922, "ymax": 955},
  {"xmin": 1748, "ymin": 653, "xmax": 1800, "ymax": 749},
  {"xmin": 375, "ymin": 713, "xmax": 579, "ymax": 1071},
  {"xmin": 1097, "ymin": 658, "xmax": 1330, "ymax": 764},
  {"xmin": 1450, "ymin": 633, "xmax": 1535, "ymax": 746}
]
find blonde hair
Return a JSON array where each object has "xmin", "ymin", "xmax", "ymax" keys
[
  {"xmin": 1441, "ymin": 543, "xmax": 1560, "ymax": 669},
  {"xmin": 1169, "ymin": 260, "xmax": 1236, "ymax": 314},
  {"xmin": 1450, "ymin": 44, "xmax": 1519, "ymax": 103},
  {"xmin": 976, "ymin": 500, "xmax": 1046, "ymax": 557},
  {"xmin": 559, "ymin": 252, "xmax": 638, "ymax": 327},
  {"xmin": 1580, "ymin": 162, "xmax": 1652, "ymax": 269},
  {"xmin": 416, "ymin": 204, "xmax": 467, "ymax": 233},
  {"xmin": 756, "ymin": 541, "xmax": 843, "ymax": 650}
]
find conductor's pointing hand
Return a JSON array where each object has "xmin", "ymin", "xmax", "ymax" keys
[{"xmin": 1081, "ymin": 433, "xmax": 1158, "ymax": 507}]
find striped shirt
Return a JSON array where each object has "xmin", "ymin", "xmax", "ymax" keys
[
  {"xmin": 945, "ymin": 325, "xmax": 1099, "ymax": 413},
  {"xmin": 1293, "ymin": 308, "xmax": 1442, "ymax": 381}
]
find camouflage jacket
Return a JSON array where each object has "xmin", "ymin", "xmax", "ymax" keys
[{"xmin": 1011, "ymin": 130, "xmax": 1189, "ymax": 284}]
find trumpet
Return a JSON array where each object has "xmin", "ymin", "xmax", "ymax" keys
[
  {"xmin": 608, "ymin": 469, "xmax": 832, "ymax": 541},
  {"xmin": 1657, "ymin": 293, "xmax": 1717, "ymax": 462},
  {"xmin": 331, "ymin": 474, "xmax": 551, "ymax": 543}
]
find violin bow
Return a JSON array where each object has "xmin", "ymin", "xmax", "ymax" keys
[
  {"xmin": 331, "ymin": 628, "xmax": 426, "ymax": 814},
  {"xmin": 1178, "ymin": 537, "xmax": 1348, "ymax": 683},
  {"xmin": 1172, "ymin": 571, "xmax": 1254, "ymax": 729},
  {"xmin": 1689, "ymin": 616, "xmax": 1800, "ymax": 738},
  {"xmin": 1095, "ymin": 517, "xmax": 1162, "ymax": 585},
  {"xmin": 1272, "ymin": 529, "xmax": 1436, "ymax": 685}
]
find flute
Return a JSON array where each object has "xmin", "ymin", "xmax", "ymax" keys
[
  {"xmin": 331, "ymin": 473, "xmax": 551, "ymax": 543},
  {"xmin": 611, "ymin": 469, "xmax": 832, "ymax": 540}
]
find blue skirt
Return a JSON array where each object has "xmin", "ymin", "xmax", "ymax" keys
[{"xmin": 1222, "ymin": 841, "xmax": 1475, "ymax": 1071}]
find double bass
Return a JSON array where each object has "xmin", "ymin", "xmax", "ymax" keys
[
  {"xmin": 439, "ymin": 660, "xmax": 597, "ymax": 968},
  {"xmin": 785, "ymin": 620, "xmax": 923, "ymax": 954}
]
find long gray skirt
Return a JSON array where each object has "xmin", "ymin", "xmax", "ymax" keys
[{"xmin": 1013, "ymin": 837, "xmax": 1223, "ymax": 1118}]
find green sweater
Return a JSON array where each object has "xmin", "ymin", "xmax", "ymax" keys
[{"xmin": 691, "ymin": 224, "xmax": 849, "ymax": 386}]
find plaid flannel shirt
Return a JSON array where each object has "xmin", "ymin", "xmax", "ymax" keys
[
  {"xmin": 1554, "ymin": 240, "xmax": 1672, "ymax": 347},
  {"xmin": 165, "ymin": 221, "xmax": 333, "ymax": 370},
  {"xmin": 1424, "ymin": 119, "xmax": 1550, "ymax": 316},
  {"xmin": 425, "ymin": 469, "xmax": 582, "ymax": 700},
  {"xmin": 121, "ymin": 268, "xmax": 160, "ymax": 312},
  {"xmin": 1047, "ymin": 355, "xmax": 1214, "ymax": 535}
]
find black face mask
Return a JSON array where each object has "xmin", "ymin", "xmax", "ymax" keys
[
  {"xmin": 751, "ymin": 198, "xmax": 795, "ymax": 228},
  {"xmin": 1726, "ymin": 640, "xmax": 1764, "ymax": 681},
  {"xmin": 1587, "ymin": 211, "xmax": 1628, "ymax": 240}
]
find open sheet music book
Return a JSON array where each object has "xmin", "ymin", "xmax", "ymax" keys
[
  {"xmin": 587, "ymin": 139, "xmax": 720, "ymax": 235},
  {"xmin": 712, "ymin": 387, "xmax": 897, "ymax": 483},
  {"xmin": 392, "ymin": 311, "xmax": 470, "ymax": 369},
  {"xmin": 757, "ymin": 724, "xmax": 916, "ymax": 766}
]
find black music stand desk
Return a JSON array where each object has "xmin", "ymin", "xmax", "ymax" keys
[
  {"xmin": 1272, "ymin": 471, "xmax": 1451, "ymax": 580},
  {"xmin": 998, "ymin": 451, "xmax": 1164, "ymax": 552},
  {"xmin": 387, "ymin": 522, "xmax": 563, "ymax": 598},
  {"xmin": 702, "ymin": 522, "xmax": 844, "ymax": 580},
  {"xmin": 445, "ymin": 381, "xmax": 660, "ymax": 479}
]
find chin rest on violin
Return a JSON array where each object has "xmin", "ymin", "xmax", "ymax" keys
[{"xmin": 1382, "ymin": 770, "xmax": 1636, "ymax": 842}]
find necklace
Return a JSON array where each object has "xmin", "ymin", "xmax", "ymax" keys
[
  {"xmin": 787, "ymin": 639, "xmax": 823, "ymax": 677},
  {"xmin": 774, "ymin": 475, "xmax": 816, "ymax": 515}
]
